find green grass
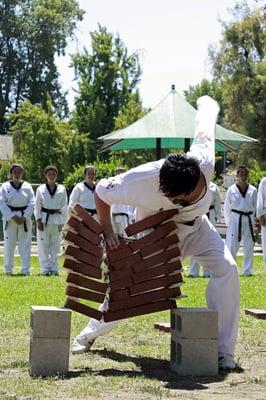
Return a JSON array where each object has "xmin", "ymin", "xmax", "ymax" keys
[{"xmin": 0, "ymin": 256, "xmax": 265, "ymax": 400}]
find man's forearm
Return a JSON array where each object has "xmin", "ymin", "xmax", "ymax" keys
[{"xmin": 94, "ymin": 192, "xmax": 113, "ymax": 234}]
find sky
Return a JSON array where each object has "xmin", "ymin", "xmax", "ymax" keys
[{"xmin": 56, "ymin": 0, "xmax": 246, "ymax": 110}]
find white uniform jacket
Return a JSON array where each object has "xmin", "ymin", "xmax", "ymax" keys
[
  {"xmin": 34, "ymin": 184, "xmax": 68, "ymax": 225},
  {"xmin": 0, "ymin": 181, "xmax": 35, "ymax": 221},
  {"xmin": 257, "ymin": 177, "xmax": 266, "ymax": 219},
  {"xmin": 69, "ymin": 181, "xmax": 97, "ymax": 212}
]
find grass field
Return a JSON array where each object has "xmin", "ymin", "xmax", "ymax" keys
[{"xmin": 0, "ymin": 255, "xmax": 265, "ymax": 400}]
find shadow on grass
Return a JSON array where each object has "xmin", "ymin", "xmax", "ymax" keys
[{"xmin": 67, "ymin": 348, "xmax": 244, "ymax": 390}]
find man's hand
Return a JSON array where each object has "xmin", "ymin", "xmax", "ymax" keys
[
  {"xmin": 16, "ymin": 216, "xmax": 26, "ymax": 224},
  {"xmin": 37, "ymin": 220, "xmax": 44, "ymax": 231},
  {"xmin": 258, "ymin": 215, "xmax": 266, "ymax": 227},
  {"xmin": 104, "ymin": 232, "xmax": 120, "ymax": 250}
]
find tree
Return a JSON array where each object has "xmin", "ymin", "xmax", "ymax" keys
[
  {"xmin": 208, "ymin": 0, "xmax": 266, "ymax": 165},
  {"xmin": 10, "ymin": 100, "xmax": 91, "ymax": 182},
  {"xmin": 0, "ymin": 0, "xmax": 84, "ymax": 133},
  {"xmin": 71, "ymin": 24, "xmax": 143, "ymax": 145}
]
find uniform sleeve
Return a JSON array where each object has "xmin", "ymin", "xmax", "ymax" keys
[
  {"xmin": 257, "ymin": 178, "xmax": 266, "ymax": 217},
  {"xmin": 0, "ymin": 183, "xmax": 13, "ymax": 220},
  {"xmin": 60, "ymin": 187, "xmax": 68, "ymax": 224},
  {"xmin": 223, "ymin": 188, "xmax": 232, "ymax": 226},
  {"xmin": 69, "ymin": 184, "xmax": 80, "ymax": 209},
  {"xmin": 34, "ymin": 187, "xmax": 42, "ymax": 220},
  {"xmin": 213, "ymin": 186, "xmax": 222, "ymax": 222},
  {"xmin": 95, "ymin": 176, "xmax": 130, "ymax": 206},
  {"xmin": 23, "ymin": 185, "xmax": 35, "ymax": 218}
]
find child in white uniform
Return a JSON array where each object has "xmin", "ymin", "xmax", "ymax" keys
[
  {"xmin": 0, "ymin": 164, "xmax": 35, "ymax": 275},
  {"xmin": 224, "ymin": 166, "xmax": 257, "ymax": 276},
  {"xmin": 35, "ymin": 165, "xmax": 67, "ymax": 275},
  {"xmin": 72, "ymin": 96, "xmax": 239, "ymax": 370},
  {"xmin": 257, "ymin": 177, "xmax": 266, "ymax": 268}
]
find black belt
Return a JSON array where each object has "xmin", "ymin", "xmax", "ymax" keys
[
  {"xmin": 231, "ymin": 209, "xmax": 255, "ymax": 242},
  {"xmin": 206, "ymin": 205, "xmax": 215, "ymax": 219},
  {"xmin": 85, "ymin": 208, "xmax": 97, "ymax": 216},
  {"xmin": 41, "ymin": 207, "xmax": 61, "ymax": 225},
  {"xmin": 7, "ymin": 205, "xmax": 28, "ymax": 232}
]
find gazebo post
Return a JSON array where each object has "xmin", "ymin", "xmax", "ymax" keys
[
  {"xmin": 156, "ymin": 138, "xmax": 161, "ymax": 160},
  {"xmin": 184, "ymin": 138, "xmax": 190, "ymax": 152}
]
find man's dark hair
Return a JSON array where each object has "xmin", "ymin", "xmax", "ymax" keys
[
  {"xmin": 236, "ymin": 165, "xmax": 249, "ymax": 175},
  {"xmin": 44, "ymin": 165, "xmax": 58, "ymax": 175},
  {"xmin": 159, "ymin": 153, "xmax": 201, "ymax": 197}
]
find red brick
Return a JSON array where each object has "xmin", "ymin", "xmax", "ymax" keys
[
  {"xmin": 133, "ymin": 260, "xmax": 182, "ymax": 284},
  {"xmin": 63, "ymin": 258, "xmax": 102, "ymax": 279},
  {"xmin": 140, "ymin": 233, "xmax": 179, "ymax": 258},
  {"xmin": 125, "ymin": 209, "xmax": 179, "ymax": 236},
  {"xmin": 103, "ymin": 299, "xmax": 176, "ymax": 322},
  {"xmin": 65, "ymin": 245, "xmax": 102, "ymax": 268},
  {"xmin": 109, "ymin": 252, "xmax": 141, "ymax": 270},
  {"xmin": 109, "ymin": 274, "xmax": 134, "ymax": 291},
  {"xmin": 66, "ymin": 272, "xmax": 108, "ymax": 293},
  {"xmin": 129, "ymin": 273, "xmax": 183, "ymax": 295},
  {"xmin": 67, "ymin": 217, "xmax": 101, "ymax": 245},
  {"xmin": 129, "ymin": 220, "xmax": 177, "ymax": 252},
  {"xmin": 65, "ymin": 231, "xmax": 103, "ymax": 257},
  {"xmin": 65, "ymin": 298, "xmax": 103, "ymax": 320},
  {"xmin": 132, "ymin": 247, "xmax": 181, "ymax": 272},
  {"xmin": 108, "ymin": 265, "xmax": 134, "ymax": 282},
  {"xmin": 107, "ymin": 246, "xmax": 132, "ymax": 263},
  {"xmin": 108, "ymin": 286, "xmax": 181, "ymax": 311},
  {"xmin": 110, "ymin": 288, "xmax": 130, "ymax": 301},
  {"xmin": 73, "ymin": 204, "xmax": 103, "ymax": 235},
  {"xmin": 66, "ymin": 285, "xmax": 105, "ymax": 303}
]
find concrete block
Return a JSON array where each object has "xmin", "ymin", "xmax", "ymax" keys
[
  {"xmin": 171, "ymin": 308, "xmax": 218, "ymax": 339},
  {"xmin": 170, "ymin": 337, "xmax": 218, "ymax": 376},
  {"xmin": 29, "ymin": 337, "xmax": 69, "ymax": 376},
  {"xmin": 30, "ymin": 306, "xmax": 71, "ymax": 339}
]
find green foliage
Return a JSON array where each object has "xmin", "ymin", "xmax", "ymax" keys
[
  {"xmin": 0, "ymin": 0, "xmax": 84, "ymax": 132},
  {"xmin": 63, "ymin": 156, "xmax": 125, "ymax": 193},
  {"xmin": 208, "ymin": 0, "xmax": 266, "ymax": 165},
  {"xmin": 71, "ymin": 24, "xmax": 142, "ymax": 144},
  {"xmin": 114, "ymin": 92, "xmax": 148, "ymax": 130},
  {"xmin": 248, "ymin": 161, "xmax": 266, "ymax": 186},
  {"xmin": 10, "ymin": 100, "xmax": 91, "ymax": 182}
]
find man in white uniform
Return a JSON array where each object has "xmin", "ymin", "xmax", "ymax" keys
[
  {"xmin": 72, "ymin": 96, "xmax": 240, "ymax": 370},
  {"xmin": 69, "ymin": 165, "xmax": 98, "ymax": 221},
  {"xmin": 0, "ymin": 164, "xmax": 35, "ymax": 275},
  {"xmin": 35, "ymin": 166, "xmax": 68, "ymax": 275},
  {"xmin": 224, "ymin": 166, "xmax": 257, "ymax": 276},
  {"xmin": 257, "ymin": 177, "xmax": 266, "ymax": 269},
  {"xmin": 189, "ymin": 181, "xmax": 222, "ymax": 277}
]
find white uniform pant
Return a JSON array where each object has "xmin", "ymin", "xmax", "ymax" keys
[
  {"xmin": 3, "ymin": 218, "xmax": 32, "ymax": 274},
  {"xmin": 261, "ymin": 226, "xmax": 266, "ymax": 267},
  {"xmin": 189, "ymin": 259, "xmax": 210, "ymax": 277},
  {"xmin": 225, "ymin": 214, "xmax": 254, "ymax": 275},
  {"xmin": 37, "ymin": 224, "xmax": 61, "ymax": 273},
  {"xmin": 74, "ymin": 216, "xmax": 239, "ymax": 355},
  {"xmin": 112, "ymin": 215, "xmax": 129, "ymax": 238}
]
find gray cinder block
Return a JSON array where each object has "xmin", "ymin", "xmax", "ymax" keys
[
  {"xmin": 171, "ymin": 308, "xmax": 218, "ymax": 339},
  {"xmin": 30, "ymin": 306, "xmax": 71, "ymax": 339},
  {"xmin": 170, "ymin": 337, "xmax": 218, "ymax": 376},
  {"xmin": 29, "ymin": 306, "xmax": 71, "ymax": 377}
]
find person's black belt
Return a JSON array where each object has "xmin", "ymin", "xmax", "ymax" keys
[
  {"xmin": 7, "ymin": 205, "xmax": 28, "ymax": 232},
  {"xmin": 85, "ymin": 208, "xmax": 97, "ymax": 216},
  {"xmin": 206, "ymin": 204, "xmax": 215, "ymax": 219},
  {"xmin": 231, "ymin": 209, "xmax": 255, "ymax": 242},
  {"xmin": 41, "ymin": 207, "xmax": 61, "ymax": 225}
]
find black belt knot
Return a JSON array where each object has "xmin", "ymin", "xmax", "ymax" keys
[
  {"xmin": 231, "ymin": 209, "xmax": 255, "ymax": 242},
  {"xmin": 41, "ymin": 207, "xmax": 61, "ymax": 225},
  {"xmin": 7, "ymin": 205, "xmax": 28, "ymax": 232}
]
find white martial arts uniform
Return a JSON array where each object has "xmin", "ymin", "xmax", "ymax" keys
[
  {"xmin": 189, "ymin": 181, "xmax": 222, "ymax": 277},
  {"xmin": 73, "ymin": 96, "xmax": 239, "ymax": 357},
  {"xmin": 69, "ymin": 181, "xmax": 98, "ymax": 221},
  {"xmin": 111, "ymin": 203, "xmax": 135, "ymax": 237},
  {"xmin": 35, "ymin": 184, "xmax": 68, "ymax": 274},
  {"xmin": 0, "ymin": 181, "xmax": 35, "ymax": 275},
  {"xmin": 224, "ymin": 183, "xmax": 257, "ymax": 275},
  {"xmin": 257, "ymin": 177, "xmax": 266, "ymax": 267}
]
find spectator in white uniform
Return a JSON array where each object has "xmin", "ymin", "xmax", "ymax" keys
[
  {"xmin": 257, "ymin": 177, "xmax": 266, "ymax": 269},
  {"xmin": 224, "ymin": 166, "xmax": 257, "ymax": 276},
  {"xmin": 0, "ymin": 164, "xmax": 35, "ymax": 275},
  {"xmin": 69, "ymin": 165, "xmax": 98, "ymax": 220},
  {"xmin": 111, "ymin": 167, "xmax": 135, "ymax": 237},
  {"xmin": 72, "ymin": 96, "xmax": 240, "ymax": 370},
  {"xmin": 35, "ymin": 165, "xmax": 67, "ymax": 276},
  {"xmin": 189, "ymin": 181, "xmax": 222, "ymax": 277}
]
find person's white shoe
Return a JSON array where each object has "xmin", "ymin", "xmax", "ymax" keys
[
  {"xmin": 218, "ymin": 352, "xmax": 236, "ymax": 370},
  {"xmin": 71, "ymin": 339, "xmax": 95, "ymax": 354}
]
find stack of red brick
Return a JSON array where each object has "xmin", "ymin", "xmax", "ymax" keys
[{"xmin": 64, "ymin": 204, "xmax": 183, "ymax": 322}]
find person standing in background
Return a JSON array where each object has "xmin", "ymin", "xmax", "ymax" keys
[
  {"xmin": 69, "ymin": 165, "xmax": 98, "ymax": 220},
  {"xmin": 189, "ymin": 181, "xmax": 222, "ymax": 277},
  {"xmin": 257, "ymin": 177, "xmax": 266, "ymax": 269},
  {"xmin": 0, "ymin": 163, "xmax": 35, "ymax": 276},
  {"xmin": 224, "ymin": 166, "xmax": 257, "ymax": 276},
  {"xmin": 34, "ymin": 165, "xmax": 67, "ymax": 276}
]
